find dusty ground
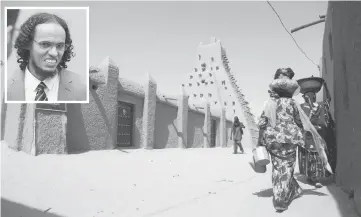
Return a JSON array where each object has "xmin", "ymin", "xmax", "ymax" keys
[{"xmin": 1, "ymin": 143, "xmax": 359, "ymax": 217}]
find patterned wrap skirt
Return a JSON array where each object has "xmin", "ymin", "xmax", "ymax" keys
[{"xmin": 268, "ymin": 143, "xmax": 303, "ymax": 210}]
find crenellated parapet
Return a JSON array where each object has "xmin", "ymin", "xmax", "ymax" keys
[
  {"xmin": 117, "ymin": 77, "xmax": 232, "ymax": 122},
  {"xmin": 3, "ymin": 54, "xmax": 233, "ymax": 156}
]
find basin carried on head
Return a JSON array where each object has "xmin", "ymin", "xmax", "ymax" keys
[{"xmin": 297, "ymin": 76, "xmax": 325, "ymax": 94}]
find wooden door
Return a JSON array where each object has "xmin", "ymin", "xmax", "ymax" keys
[{"xmin": 117, "ymin": 101, "xmax": 133, "ymax": 147}]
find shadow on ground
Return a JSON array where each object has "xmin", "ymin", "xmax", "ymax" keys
[
  {"xmin": 295, "ymin": 173, "xmax": 334, "ymax": 186},
  {"xmin": 252, "ymin": 178, "xmax": 360, "ymax": 217},
  {"xmin": 1, "ymin": 198, "xmax": 63, "ymax": 217},
  {"xmin": 67, "ymin": 146, "xmax": 138, "ymax": 155},
  {"xmin": 295, "ymin": 172, "xmax": 360, "ymax": 217},
  {"xmin": 326, "ymin": 185, "xmax": 361, "ymax": 217},
  {"xmin": 253, "ymin": 187, "xmax": 328, "ymax": 198}
]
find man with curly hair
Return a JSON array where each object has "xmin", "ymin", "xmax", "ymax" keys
[{"xmin": 6, "ymin": 12, "xmax": 86, "ymax": 102}]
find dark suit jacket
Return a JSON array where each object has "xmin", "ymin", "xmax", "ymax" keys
[{"xmin": 7, "ymin": 68, "xmax": 87, "ymax": 102}]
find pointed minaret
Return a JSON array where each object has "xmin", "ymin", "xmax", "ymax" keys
[{"xmin": 181, "ymin": 37, "xmax": 258, "ymax": 148}]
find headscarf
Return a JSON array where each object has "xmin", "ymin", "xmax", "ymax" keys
[
  {"xmin": 233, "ymin": 116, "xmax": 240, "ymax": 131},
  {"xmin": 274, "ymin": 68, "xmax": 295, "ymax": 80}
]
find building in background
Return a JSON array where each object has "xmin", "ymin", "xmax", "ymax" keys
[
  {"xmin": 2, "ymin": 38, "xmax": 249, "ymax": 155},
  {"xmin": 182, "ymin": 37, "xmax": 258, "ymax": 149},
  {"xmin": 321, "ymin": 1, "xmax": 361, "ymax": 214},
  {"xmin": 316, "ymin": 57, "xmax": 324, "ymax": 102}
]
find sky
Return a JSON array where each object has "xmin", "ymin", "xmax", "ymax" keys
[{"xmin": 2, "ymin": 1, "xmax": 328, "ymax": 118}]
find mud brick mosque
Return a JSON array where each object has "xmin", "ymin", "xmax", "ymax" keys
[
  {"xmin": 2, "ymin": 37, "xmax": 258, "ymax": 155},
  {"xmin": 2, "ymin": 2, "xmax": 361, "ymax": 214}
]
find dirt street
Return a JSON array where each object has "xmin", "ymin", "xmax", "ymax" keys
[{"xmin": 1, "ymin": 143, "xmax": 359, "ymax": 217}]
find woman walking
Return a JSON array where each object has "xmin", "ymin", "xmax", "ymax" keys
[
  {"xmin": 256, "ymin": 68, "xmax": 332, "ymax": 212},
  {"xmin": 297, "ymin": 78, "xmax": 337, "ymax": 188},
  {"xmin": 230, "ymin": 116, "xmax": 245, "ymax": 154}
]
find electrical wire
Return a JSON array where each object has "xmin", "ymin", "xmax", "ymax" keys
[{"xmin": 266, "ymin": 1, "xmax": 320, "ymax": 70}]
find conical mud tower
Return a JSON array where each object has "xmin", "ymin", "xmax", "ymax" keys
[{"xmin": 182, "ymin": 37, "xmax": 259, "ymax": 148}]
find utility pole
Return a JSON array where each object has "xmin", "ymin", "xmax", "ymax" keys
[
  {"xmin": 291, "ymin": 15, "xmax": 326, "ymax": 73},
  {"xmin": 291, "ymin": 15, "xmax": 326, "ymax": 33}
]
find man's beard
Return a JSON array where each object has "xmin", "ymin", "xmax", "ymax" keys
[{"xmin": 30, "ymin": 58, "xmax": 58, "ymax": 80}]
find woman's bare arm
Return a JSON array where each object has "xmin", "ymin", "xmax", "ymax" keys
[
  {"xmin": 258, "ymin": 111, "xmax": 269, "ymax": 130},
  {"xmin": 257, "ymin": 111, "xmax": 268, "ymax": 147}
]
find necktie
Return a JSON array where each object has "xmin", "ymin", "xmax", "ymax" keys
[{"xmin": 35, "ymin": 82, "xmax": 48, "ymax": 101}]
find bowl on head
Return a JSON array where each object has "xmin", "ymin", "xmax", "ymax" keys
[
  {"xmin": 297, "ymin": 76, "xmax": 324, "ymax": 94},
  {"xmin": 269, "ymin": 78, "xmax": 300, "ymax": 96}
]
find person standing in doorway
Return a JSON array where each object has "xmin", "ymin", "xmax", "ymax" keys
[{"xmin": 230, "ymin": 116, "xmax": 245, "ymax": 154}]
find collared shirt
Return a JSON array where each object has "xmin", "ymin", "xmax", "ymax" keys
[{"xmin": 25, "ymin": 68, "xmax": 59, "ymax": 101}]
